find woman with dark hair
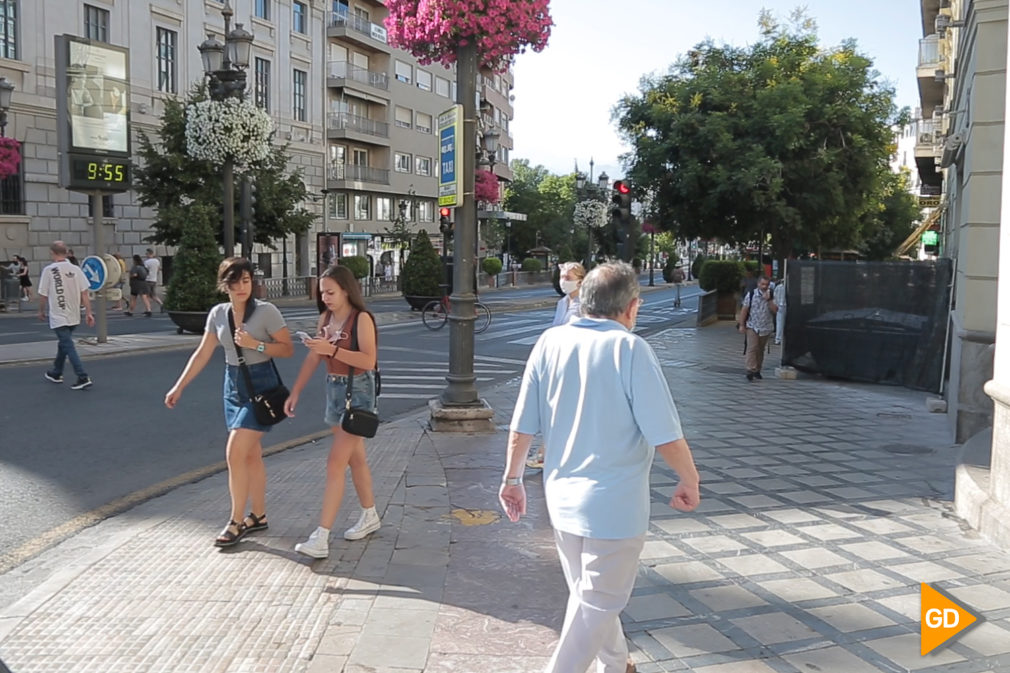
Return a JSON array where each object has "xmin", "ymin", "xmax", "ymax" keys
[
  {"xmin": 285, "ymin": 264, "xmax": 380, "ymax": 559},
  {"xmin": 16, "ymin": 256, "xmax": 32, "ymax": 301},
  {"xmin": 126, "ymin": 254, "xmax": 152, "ymax": 317},
  {"xmin": 165, "ymin": 257, "xmax": 294, "ymax": 547}
]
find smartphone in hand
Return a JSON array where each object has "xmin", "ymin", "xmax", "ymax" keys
[{"xmin": 294, "ymin": 330, "xmax": 311, "ymax": 343}]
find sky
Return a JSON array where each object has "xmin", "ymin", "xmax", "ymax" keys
[{"xmin": 511, "ymin": 0, "xmax": 924, "ymax": 181}]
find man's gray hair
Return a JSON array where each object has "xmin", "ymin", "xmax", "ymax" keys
[
  {"xmin": 50, "ymin": 240, "xmax": 68, "ymax": 255},
  {"xmin": 581, "ymin": 262, "xmax": 640, "ymax": 318}
]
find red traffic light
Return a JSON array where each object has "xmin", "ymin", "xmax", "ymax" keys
[
  {"xmin": 615, "ymin": 180, "xmax": 630, "ymax": 194},
  {"xmin": 439, "ymin": 207, "xmax": 451, "ymax": 217}
]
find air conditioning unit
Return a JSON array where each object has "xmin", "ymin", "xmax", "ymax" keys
[
  {"xmin": 933, "ymin": 105, "xmax": 945, "ymax": 118},
  {"xmin": 940, "ymin": 133, "xmax": 964, "ymax": 168}
]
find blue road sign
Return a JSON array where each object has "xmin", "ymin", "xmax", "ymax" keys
[
  {"xmin": 82, "ymin": 255, "xmax": 107, "ymax": 291},
  {"xmin": 438, "ymin": 105, "xmax": 462, "ymax": 207}
]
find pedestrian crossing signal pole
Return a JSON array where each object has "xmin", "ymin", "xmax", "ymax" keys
[{"xmin": 611, "ymin": 180, "xmax": 632, "ymax": 262}]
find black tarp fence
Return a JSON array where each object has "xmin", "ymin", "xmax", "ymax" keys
[{"xmin": 782, "ymin": 259, "xmax": 953, "ymax": 392}]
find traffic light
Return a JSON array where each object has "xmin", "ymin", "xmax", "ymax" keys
[
  {"xmin": 922, "ymin": 229, "xmax": 940, "ymax": 256},
  {"xmin": 611, "ymin": 180, "xmax": 633, "ymax": 260},
  {"xmin": 439, "ymin": 207, "xmax": 453, "ymax": 238}
]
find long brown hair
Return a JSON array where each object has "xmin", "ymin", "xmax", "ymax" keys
[{"xmin": 317, "ymin": 264, "xmax": 375, "ymax": 324}]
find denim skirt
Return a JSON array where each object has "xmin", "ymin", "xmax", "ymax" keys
[
  {"xmin": 324, "ymin": 371, "xmax": 377, "ymax": 427},
  {"xmin": 223, "ymin": 361, "xmax": 281, "ymax": 433}
]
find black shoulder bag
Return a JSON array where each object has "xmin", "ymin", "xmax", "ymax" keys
[
  {"xmin": 228, "ymin": 305, "xmax": 290, "ymax": 426},
  {"xmin": 341, "ymin": 311, "xmax": 379, "ymax": 438}
]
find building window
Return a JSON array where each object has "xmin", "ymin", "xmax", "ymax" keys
[
  {"xmin": 352, "ymin": 148, "xmax": 368, "ymax": 166},
  {"xmin": 0, "ymin": 158, "xmax": 23, "ymax": 214},
  {"xmin": 375, "ymin": 196, "xmax": 392, "ymax": 221},
  {"xmin": 416, "ymin": 156, "xmax": 432, "ymax": 176},
  {"xmin": 415, "ymin": 112, "xmax": 432, "ymax": 134},
  {"xmin": 0, "ymin": 0, "xmax": 17, "ymax": 60},
  {"xmin": 394, "ymin": 152, "xmax": 412, "ymax": 173},
  {"xmin": 293, "ymin": 1, "xmax": 307, "ymax": 34},
  {"xmin": 156, "ymin": 27, "xmax": 177, "ymax": 94},
  {"xmin": 435, "ymin": 76, "xmax": 450, "ymax": 98},
  {"xmin": 354, "ymin": 194, "xmax": 370, "ymax": 220},
  {"xmin": 254, "ymin": 57, "xmax": 271, "ymax": 110},
  {"xmin": 416, "ymin": 70, "xmax": 432, "ymax": 91},
  {"xmin": 293, "ymin": 69, "xmax": 307, "ymax": 122},
  {"xmin": 394, "ymin": 60, "xmax": 411, "ymax": 84},
  {"xmin": 87, "ymin": 194, "xmax": 114, "ymax": 218},
  {"xmin": 394, "ymin": 106, "xmax": 412, "ymax": 129},
  {"xmin": 255, "ymin": 0, "xmax": 270, "ymax": 21},
  {"xmin": 330, "ymin": 144, "xmax": 346, "ymax": 164},
  {"xmin": 84, "ymin": 4, "xmax": 109, "ymax": 42},
  {"xmin": 418, "ymin": 200, "xmax": 433, "ymax": 223},
  {"xmin": 329, "ymin": 192, "xmax": 347, "ymax": 219}
]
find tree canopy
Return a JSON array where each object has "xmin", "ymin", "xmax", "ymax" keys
[
  {"xmin": 614, "ymin": 11, "xmax": 914, "ymax": 260},
  {"xmin": 501, "ymin": 158, "xmax": 579, "ymax": 260},
  {"xmin": 134, "ymin": 86, "xmax": 315, "ymax": 248}
]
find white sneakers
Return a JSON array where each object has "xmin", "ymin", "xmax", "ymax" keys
[
  {"xmin": 295, "ymin": 527, "xmax": 331, "ymax": 559},
  {"xmin": 295, "ymin": 508, "xmax": 381, "ymax": 559},
  {"xmin": 344, "ymin": 507, "xmax": 381, "ymax": 541}
]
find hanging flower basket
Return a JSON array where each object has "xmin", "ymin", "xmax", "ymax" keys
[
  {"xmin": 0, "ymin": 137, "xmax": 21, "ymax": 181},
  {"xmin": 384, "ymin": 0, "xmax": 553, "ymax": 72},
  {"xmin": 184, "ymin": 98, "xmax": 273, "ymax": 171}
]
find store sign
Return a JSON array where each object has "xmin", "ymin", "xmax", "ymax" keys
[{"xmin": 438, "ymin": 105, "xmax": 462, "ymax": 207}]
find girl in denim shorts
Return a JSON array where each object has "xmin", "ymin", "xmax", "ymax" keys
[{"xmin": 285, "ymin": 265, "xmax": 380, "ymax": 559}]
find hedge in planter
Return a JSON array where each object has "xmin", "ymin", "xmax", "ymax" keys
[
  {"xmin": 339, "ymin": 255, "xmax": 370, "ymax": 280},
  {"xmin": 698, "ymin": 260, "xmax": 745, "ymax": 294},
  {"xmin": 164, "ymin": 203, "xmax": 224, "ymax": 312},
  {"xmin": 402, "ymin": 230, "xmax": 443, "ymax": 299},
  {"xmin": 521, "ymin": 258, "xmax": 543, "ymax": 272}
]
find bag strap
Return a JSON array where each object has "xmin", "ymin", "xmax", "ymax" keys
[
  {"xmin": 344, "ymin": 311, "xmax": 360, "ymax": 407},
  {"xmin": 228, "ymin": 303, "xmax": 264, "ymax": 399}
]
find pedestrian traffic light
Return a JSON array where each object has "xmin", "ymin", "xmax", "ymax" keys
[
  {"xmin": 611, "ymin": 180, "xmax": 633, "ymax": 260},
  {"xmin": 922, "ymin": 229, "xmax": 940, "ymax": 255},
  {"xmin": 439, "ymin": 207, "xmax": 453, "ymax": 238}
]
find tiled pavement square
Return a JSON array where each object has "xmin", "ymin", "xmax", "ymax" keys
[
  {"xmin": 805, "ymin": 602, "xmax": 899, "ymax": 633},
  {"xmin": 782, "ymin": 645, "xmax": 885, "ymax": 673},
  {"xmin": 778, "ymin": 547, "xmax": 850, "ymax": 569},
  {"xmin": 715, "ymin": 555, "xmax": 790, "ymax": 577},
  {"xmin": 625, "ymin": 593, "xmax": 692, "ymax": 622},
  {"xmin": 730, "ymin": 612, "xmax": 821, "ymax": 645},
  {"xmin": 865, "ymin": 633, "xmax": 966, "ymax": 669},
  {"xmin": 755, "ymin": 578, "xmax": 839, "ymax": 603},
  {"xmin": 838, "ymin": 540, "xmax": 912, "ymax": 561},
  {"xmin": 688, "ymin": 585, "xmax": 768, "ymax": 612},
  {"xmin": 649, "ymin": 623, "xmax": 739, "ymax": 658}
]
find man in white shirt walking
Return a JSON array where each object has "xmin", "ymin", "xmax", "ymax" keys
[
  {"xmin": 38, "ymin": 240, "xmax": 94, "ymax": 389},
  {"xmin": 500, "ymin": 262, "xmax": 701, "ymax": 673},
  {"xmin": 144, "ymin": 248, "xmax": 164, "ymax": 312}
]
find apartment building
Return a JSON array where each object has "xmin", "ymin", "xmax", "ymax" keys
[{"xmin": 0, "ymin": 0, "xmax": 515, "ymax": 281}]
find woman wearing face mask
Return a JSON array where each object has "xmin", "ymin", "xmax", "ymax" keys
[{"xmin": 553, "ymin": 262, "xmax": 586, "ymax": 326}]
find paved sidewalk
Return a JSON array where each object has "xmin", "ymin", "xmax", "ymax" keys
[{"xmin": 2, "ymin": 322, "xmax": 1008, "ymax": 673}]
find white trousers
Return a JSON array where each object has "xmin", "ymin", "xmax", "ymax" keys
[
  {"xmin": 775, "ymin": 305, "xmax": 786, "ymax": 343},
  {"xmin": 545, "ymin": 530, "xmax": 645, "ymax": 673}
]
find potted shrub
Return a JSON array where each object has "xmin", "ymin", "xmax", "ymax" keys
[
  {"xmin": 699, "ymin": 259, "xmax": 746, "ymax": 319},
  {"xmin": 401, "ymin": 230, "xmax": 443, "ymax": 310},
  {"xmin": 481, "ymin": 256, "xmax": 502, "ymax": 288},
  {"xmin": 339, "ymin": 255, "xmax": 370, "ymax": 282},
  {"xmin": 164, "ymin": 203, "xmax": 225, "ymax": 334},
  {"xmin": 521, "ymin": 258, "xmax": 543, "ymax": 272}
]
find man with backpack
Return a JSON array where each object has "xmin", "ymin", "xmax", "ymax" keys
[{"xmin": 738, "ymin": 275, "xmax": 778, "ymax": 381}]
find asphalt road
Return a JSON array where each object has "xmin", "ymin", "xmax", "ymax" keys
[{"xmin": 0, "ymin": 282, "xmax": 702, "ymax": 569}]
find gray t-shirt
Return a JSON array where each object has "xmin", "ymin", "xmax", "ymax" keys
[{"xmin": 205, "ymin": 300, "xmax": 287, "ymax": 366}]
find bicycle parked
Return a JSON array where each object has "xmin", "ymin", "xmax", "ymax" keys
[{"xmin": 422, "ymin": 292, "xmax": 492, "ymax": 333}]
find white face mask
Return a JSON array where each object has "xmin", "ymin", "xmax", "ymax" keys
[{"xmin": 560, "ymin": 279, "xmax": 579, "ymax": 295}]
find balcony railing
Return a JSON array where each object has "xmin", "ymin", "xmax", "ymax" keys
[
  {"xmin": 327, "ymin": 112, "xmax": 389, "ymax": 138},
  {"xmin": 330, "ymin": 11, "xmax": 388, "ymax": 44},
  {"xmin": 918, "ymin": 36, "xmax": 941, "ymax": 69},
  {"xmin": 328, "ymin": 163, "xmax": 390, "ymax": 185},
  {"xmin": 917, "ymin": 118, "xmax": 939, "ymax": 145},
  {"xmin": 328, "ymin": 61, "xmax": 389, "ymax": 90}
]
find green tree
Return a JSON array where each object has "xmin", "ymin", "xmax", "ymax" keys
[
  {"xmin": 858, "ymin": 169, "xmax": 921, "ymax": 260},
  {"xmin": 614, "ymin": 10, "xmax": 901, "ymax": 265},
  {"xmin": 401, "ymin": 230, "xmax": 443, "ymax": 297},
  {"xmin": 503, "ymin": 159, "xmax": 578, "ymax": 259},
  {"xmin": 134, "ymin": 86, "xmax": 315, "ymax": 248},
  {"xmin": 164, "ymin": 203, "xmax": 224, "ymax": 312}
]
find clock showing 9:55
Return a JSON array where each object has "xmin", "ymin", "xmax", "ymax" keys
[{"xmin": 68, "ymin": 155, "xmax": 132, "ymax": 191}]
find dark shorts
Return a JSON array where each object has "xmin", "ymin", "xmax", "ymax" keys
[
  {"xmin": 223, "ymin": 361, "xmax": 281, "ymax": 433},
  {"xmin": 19, "ymin": 276, "xmax": 30, "ymax": 287},
  {"xmin": 324, "ymin": 371, "xmax": 377, "ymax": 427}
]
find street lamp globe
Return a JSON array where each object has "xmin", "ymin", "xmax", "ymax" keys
[
  {"xmin": 597, "ymin": 172, "xmax": 609, "ymax": 191},
  {"xmin": 226, "ymin": 23, "xmax": 254, "ymax": 69},
  {"xmin": 198, "ymin": 33, "xmax": 225, "ymax": 75},
  {"xmin": 482, "ymin": 127, "xmax": 500, "ymax": 156},
  {"xmin": 0, "ymin": 78, "xmax": 14, "ymax": 112},
  {"xmin": 575, "ymin": 171, "xmax": 586, "ymax": 190}
]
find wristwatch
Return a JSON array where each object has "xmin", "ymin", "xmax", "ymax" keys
[
  {"xmin": 256, "ymin": 342, "xmax": 266, "ymax": 353},
  {"xmin": 502, "ymin": 476, "xmax": 523, "ymax": 486}
]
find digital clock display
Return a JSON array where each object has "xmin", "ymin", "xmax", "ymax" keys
[{"xmin": 68, "ymin": 155, "xmax": 131, "ymax": 191}]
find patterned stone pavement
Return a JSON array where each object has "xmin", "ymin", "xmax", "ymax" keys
[{"xmin": 0, "ymin": 321, "xmax": 1008, "ymax": 672}]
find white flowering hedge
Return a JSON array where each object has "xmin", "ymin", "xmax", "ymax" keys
[
  {"xmin": 185, "ymin": 98, "xmax": 273, "ymax": 170},
  {"xmin": 573, "ymin": 199, "xmax": 607, "ymax": 230}
]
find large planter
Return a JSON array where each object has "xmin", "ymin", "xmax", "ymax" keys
[
  {"xmin": 404, "ymin": 295, "xmax": 440, "ymax": 311},
  {"xmin": 167, "ymin": 310, "xmax": 209, "ymax": 335},
  {"xmin": 716, "ymin": 291, "xmax": 741, "ymax": 320}
]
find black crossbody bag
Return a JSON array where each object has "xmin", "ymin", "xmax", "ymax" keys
[
  {"xmin": 341, "ymin": 311, "xmax": 379, "ymax": 438},
  {"xmin": 228, "ymin": 305, "xmax": 290, "ymax": 426}
]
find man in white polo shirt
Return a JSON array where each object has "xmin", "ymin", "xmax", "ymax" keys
[
  {"xmin": 500, "ymin": 262, "xmax": 701, "ymax": 673},
  {"xmin": 38, "ymin": 240, "xmax": 94, "ymax": 389}
]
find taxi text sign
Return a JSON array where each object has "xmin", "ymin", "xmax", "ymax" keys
[{"xmin": 438, "ymin": 105, "xmax": 462, "ymax": 207}]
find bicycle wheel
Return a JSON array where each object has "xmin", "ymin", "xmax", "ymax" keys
[
  {"xmin": 474, "ymin": 302, "xmax": 492, "ymax": 334},
  {"xmin": 422, "ymin": 300, "xmax": 448, "ymax": 330}
]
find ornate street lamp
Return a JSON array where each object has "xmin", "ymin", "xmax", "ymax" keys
[
  {"xmin": 197, "ymin": 0, "xmax": 254, "ymax": 258},
  {"xmin": 0, "ymin": 77, "xmax": 14, "ymax": 137}
]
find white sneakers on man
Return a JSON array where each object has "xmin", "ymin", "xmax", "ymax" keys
[
  {"xmin": 295, "ymin": 527, "xmax": 330, "ymax": 559},
  {"xmin": 344, "ymin": 507, "xmax": 381, "ymax": 540}
]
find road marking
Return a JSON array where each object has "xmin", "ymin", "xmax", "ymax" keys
[{"xmin": 0, "ymin": 428, "xmax": 331, "ymax": 575}]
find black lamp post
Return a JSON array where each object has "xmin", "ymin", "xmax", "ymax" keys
[
  {"xmin": 198, "ymin": 0, "xmax": 254, "ymax": 259},
  {"xmin": 575, "ymin": 167, "xmax": 609, "ymax": 266},
  {"xmin": 0, "ymin": 77, "xmax": 14, "ymax": 138}
]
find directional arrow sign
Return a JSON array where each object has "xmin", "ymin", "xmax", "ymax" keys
[
  {"xmin": 81, "ymin": 255, "xmax": 108, "ymax": 292},
  {"xmin": 921, "ymin": 582, "xmax": 983, "ymax": 655}
]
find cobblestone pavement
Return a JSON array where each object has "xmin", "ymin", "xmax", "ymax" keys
[{"xmin": 1, "ymin": 321, "xmax": 1008, "ymax": 673}]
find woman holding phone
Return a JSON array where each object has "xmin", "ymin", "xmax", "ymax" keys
[{"xmin": 285, "ymin": 264, "xmax": 380, "ymax": 559}]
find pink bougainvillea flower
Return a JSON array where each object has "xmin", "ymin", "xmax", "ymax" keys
[{"xmin": 0, "ymin": 136, "xmax": 21, "ymax": 181}]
